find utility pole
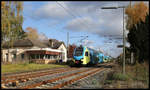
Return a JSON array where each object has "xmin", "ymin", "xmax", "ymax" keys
[
  {"xmin": 130, "ymin": 1, "xmax": 131, "ymax": 7},
  {"xmin": 129, "ymin": 1, "xmax": 133, "ymax": 65},
  {"xmin": 131, "ymin": 52, "xmax": 134, "ymax": 64},
  {"xmin": 101, "ymin": 6, "xmax": 126, "ymax": 75},
  {"xmin": 67, "ymin": 32, "xmax": 69, "ymax": 59},
  {"xmin": 123, "ymin": 7, "xmax": 126, "ymax": 75}
]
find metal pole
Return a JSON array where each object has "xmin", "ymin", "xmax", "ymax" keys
[
  {"xmin": 130, "ymin": 1, "xmax": 131, "ymax": 7},
  {"xmin": 123, "ymin": 7, "xmax": 126, "ymax": 75},
  {"xmin": 67, "ymin": 32, "xmax": 69, "ymax": 58}
]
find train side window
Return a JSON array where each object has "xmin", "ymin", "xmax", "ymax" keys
[{"xmin": 85, "ymin": 52, "xmax": 88, "ymax": 56}]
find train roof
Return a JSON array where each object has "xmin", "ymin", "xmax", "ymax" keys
[{"xmin": 76, "ymin": 45, "xmax": 105, "ymax": 54}]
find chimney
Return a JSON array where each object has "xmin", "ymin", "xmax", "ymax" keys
[{"xmin": 49, "ymin": 39, "xmax": 53, "ymax": 47}]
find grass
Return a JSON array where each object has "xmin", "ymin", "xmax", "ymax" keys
[
  {"xmin": 104, "ymin": 80, "xmax": 113, "ymax": 84},
  {"xmin": 126, "ymin": 61, "xmax": 149, "ymax": 84},
  {"xmin": 103, "ymin": 61, "xmax": 149, "ymax": 88},
  {"xmin": 112, "ymin": 73, "xmax": 129, "ymax": 81},
  {"xmin": 1, "ymin": 63, "xmax": 69, "ymax": 74}
]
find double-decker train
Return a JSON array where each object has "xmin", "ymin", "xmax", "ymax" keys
[{"xmin": 72, "ymin": 45, "xmax": 111, "ymax": 66}]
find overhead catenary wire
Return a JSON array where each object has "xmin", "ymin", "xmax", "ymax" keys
[
  {"xmin": 56, "ymin": 1, "xmax": 92, "ymax": 46},
  {"xmin": 56, "ymin": 1, "xmax": 92, "ymax": 32}
]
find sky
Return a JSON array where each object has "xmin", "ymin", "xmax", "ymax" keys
[{"xmin": 22, "ymin": 1, "xmax": 149, "ymax": 58}]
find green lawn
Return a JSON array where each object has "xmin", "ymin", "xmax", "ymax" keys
[{"xmin": 1, "ymin": 63, "xmax": 69, "ymax": 74}]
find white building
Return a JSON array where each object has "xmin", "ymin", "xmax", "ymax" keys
[{"xmin": 2, "ymin": 39, "xmax": 67, "ymax": 64}]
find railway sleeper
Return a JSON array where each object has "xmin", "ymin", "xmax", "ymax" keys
[
  {"xmin": 50, "ymin": 68, "xmax": 103, "ymax": 89},
  {"xmin": 20, "ymin": 68, "xmax": 93, "ymax": 89},
  {"xmin": 1, "ymin": 84, "xmax": 7, "ymax": 88},
  {"xmin": 2, "ymin": 68, "xmax": 74, "ymax": 85},
  {"xmin": 12, "ymin": 81, "xmax": 19, "ymax": 86},
  {"xmin": 2, "ymin": 68, "xmax": 67, "ymax": 81}
]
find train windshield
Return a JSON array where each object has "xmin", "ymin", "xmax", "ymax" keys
[{"xmin": 74, "ymin": 47, "xmax": 83, "ymax": 56}]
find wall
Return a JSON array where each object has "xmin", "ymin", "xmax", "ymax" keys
[
  {"xmin": 2, "ymin": 47, "xmax": 33, "ymax": 63},
  {"xmin": 58, "ymin": 44, "xmax": 67, "ymax": 62}
]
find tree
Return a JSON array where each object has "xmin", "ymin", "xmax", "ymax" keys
[
  {"xmin": 127, "ymin": 14, "xmax": 149, "ymax": 63},
  {"xmin": 1, "ymin": 1, "xmax": 25, "ymax": 62},
  {"xmin": 25, "ymin": 27, "xmax": 39, "ymax": 40},
  {"xmin": 25, "ymin": 27, "xmax": 49, "ymax": 43},
  {"xmin": 125, "ymin": 2, "xmax": 149, "ymax": 30},
  {"xmin": 1, "ymin": 1, "xmax": 25, "ymax": 47}
]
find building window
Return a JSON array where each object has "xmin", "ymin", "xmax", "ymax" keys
[
  {"xmin": 6, "ymin": 53, "xmax": 8, "ymax": 61},
  {"xmin": 54, "ymin": 55, "xmax": 56, "ymax": 59},
  {"xmin": 21, "ymin": 54, "xmax": 24, "ymax": 59},
  {"xmin": 85, "ymin": 52, "xmax": 88, "ymax": 56},
  {"xmin": 50, "ymin": 56, "xmax": 53, "ymax": 60},
  {"xmin": 13, "ymin": 54, "xmax": 16, "ymax": 59},
  {"xmin": 40, "ymin": 54, "xmax": 44, "ymax": 59},
  {"xmin": 46, "ymin": 54, "xmax": 48, "ymax": 59},
  {"xmin": 36, "ymin": 54, "xmax": 40, "ymax": 59},
  {"xmin": 47, "ymin": 55, "xmax": 49, "ymax": 59},
  {"xmin": 30, "ymin": 54, "xmax": 35, "ymax": 59}
]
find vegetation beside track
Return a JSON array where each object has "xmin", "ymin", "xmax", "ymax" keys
[
  {"xmin": 103, "ymin": 61, "xmax": 149, "ymax": 88},
  {"xmin": 1, "ymin": 63, "xmax": 69, "ymax": 74}
]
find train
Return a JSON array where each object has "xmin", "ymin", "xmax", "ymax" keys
[
  {"xmin": 72, "ymin": 45, "xmax": 111, "ymax": 66},
  {"xmin": 98, "ymin": 52, "xmax": 104, "ymax": 63}
]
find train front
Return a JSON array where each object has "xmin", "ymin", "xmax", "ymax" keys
[{"xmin": 72, "ymin": 46, "xmax": 84, "ymax": 65}]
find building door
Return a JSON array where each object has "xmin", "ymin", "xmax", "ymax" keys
[
  {"xmin": 85, "ymin": 51, "xmax": 90, "ymax": 64},
  {"xmin": 6, "ymin": 53, "xmax": 8, "ymax": 62},
  {"xmin": 62, "ymin": 52, "xmax": 65, "ymax": 62}
]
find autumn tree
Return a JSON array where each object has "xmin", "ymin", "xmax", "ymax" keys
[
  {"xmin": 25, "ymin": 27, "xmax": 39, "ymax": 40},
  {"xmin": 1, "ymin": 1, "xmax": 25, "ymax": 62},
  {"xmin": 127, "ymin": 14, "xmax": 149, "ymax": 63},
  {"xmin": 125, "ymin": 2, "xmax": 149, "ymax": 30},
  {"xmin": 25, "ymin": 27, "xmax": 49, "ymax": 43},
  {"xmin": 125, "ymin": 2, "xmax": 149, "ymax": 64},
  {"xmin": 1, "ymin": 1, "xmax": 25, "ymax": 47}
]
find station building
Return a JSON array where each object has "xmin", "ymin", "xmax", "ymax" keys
[{"xmin": 2, "ymin": 39, "xmax": 67, "ymax": 64}]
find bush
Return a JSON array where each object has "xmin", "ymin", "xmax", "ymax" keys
[
  {"xmin": 112, "ymin": 73, "xmax": 129, "ymax": 81},
  {"xmin": 105, "ymin": 80, "xmax": 113, "ymax": 84}
]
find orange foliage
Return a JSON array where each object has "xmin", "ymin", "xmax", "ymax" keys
[
  {"xmin": 26, "ymin": 27, "xmax": 39, "ymax": 40},
  {"xmin": 125, "ymin": 2, "xmax": 149, "ymax": 30},
  {"xmin": 1, "ymin": 2, "xmax": 5, "ymax": 8}
]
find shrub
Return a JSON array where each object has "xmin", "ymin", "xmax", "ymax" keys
[
  {"xmin": 105, "ymin": 80, "xmax": 113, "ymax": 84},
  {"xmin": 112, "ymin": 73, "xmax": 129, "ymax": 81}
]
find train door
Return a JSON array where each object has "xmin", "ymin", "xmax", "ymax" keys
[{"xmin": 84, "ymin": 51, "xmax": 90, "ymax": 64}]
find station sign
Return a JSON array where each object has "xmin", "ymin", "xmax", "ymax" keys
[{"xmin": 117, "ymin": 45, "xmax": 123, "ymax": 48}]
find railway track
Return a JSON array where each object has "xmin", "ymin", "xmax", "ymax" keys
[
  {"xmin": 50, "ymin": 68, "xmax": 105, "ymax": 89},
  {"xmin": 20, "ymin": 68, "xmax": 93, "ymax": 89},
  {"xmin": 2, "ymin": 67, "xmax": 66, "ymax": 81},
  {"xmin": 2, "ymin": 67, "xmax": 78, "ymax": 85},
  {"xmin": 2, "ymin": 62, "xmax": 114, "ymax": 89},
  {"xmin": 1, "ymin": 67, "xmax": 67, "ymax": 77}
]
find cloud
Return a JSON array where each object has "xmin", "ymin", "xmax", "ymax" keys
[
  {"xmin": 97, "ymin": 42, "xmax": 123, "ymax": 58},
  {"xmin": 82, "ymin": 39, "xmax": 95, "ymax": 46},
  {"xmin": 64, "ymin": 17, "xmax": 100, "ymax": 32},
  {"xmin": 64, "ymin": 9, "xmax": 123, "ymax": 37},
  {"xmin": 27, "ymin": 2, "xmax": 71, "ymax": 21},
  {"xmin": 23, "ymin": 1, "xmax": 148, "ymax": 57}
]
